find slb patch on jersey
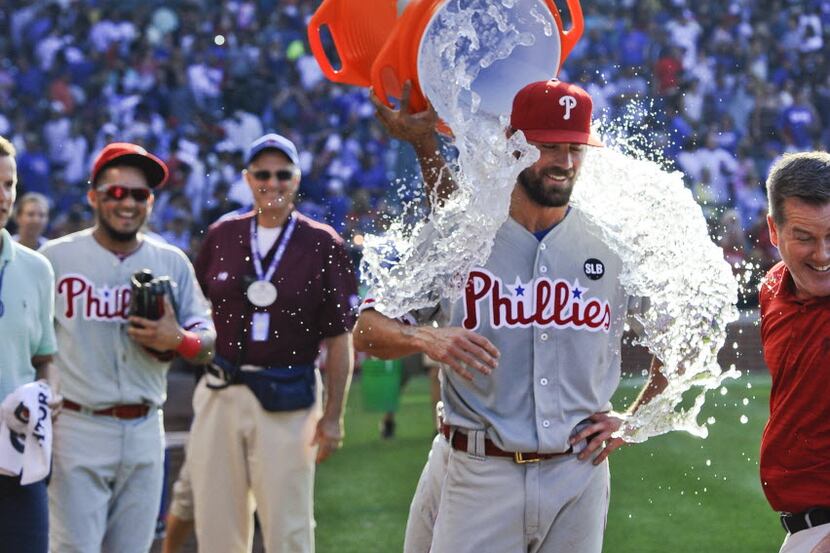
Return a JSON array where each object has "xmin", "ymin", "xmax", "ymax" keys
[{"xmin": 583, "ymin": 259, "xmax": 605, "ymax": 281}]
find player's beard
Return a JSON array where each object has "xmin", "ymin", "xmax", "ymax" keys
[
  {"xmin": 518, "ymin": 166, "xmax": 575, "ymax": 207},
  {"xmin": 98, "ymin": 213, "xmax": 143, "ymax": 242}
]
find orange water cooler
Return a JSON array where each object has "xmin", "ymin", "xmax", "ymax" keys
[{"xmin": 308, "ymin": 0, "xmax": 584, "ymax": 120}]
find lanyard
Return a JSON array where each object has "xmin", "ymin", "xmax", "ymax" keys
[
  {"xmin": 0, "ymin": 259, "xmax": 8, "ymax": 318},
  {"xmin": 249, "ymin": 213, "xmax": 297, "ymax": 283}
]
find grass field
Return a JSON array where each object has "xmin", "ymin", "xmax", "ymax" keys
[{"xmin": 315, "ymin": 373, "xmax": 782, "ymax": 553}]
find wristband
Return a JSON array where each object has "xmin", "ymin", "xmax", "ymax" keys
[{"xmin": 176, "ymin": 330, "xmax": 202, "ymax": 359}]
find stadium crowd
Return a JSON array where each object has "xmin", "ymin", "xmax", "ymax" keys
[{"xmin": 1, "ymin": 0, "xmax": 825, "ymax": 303}]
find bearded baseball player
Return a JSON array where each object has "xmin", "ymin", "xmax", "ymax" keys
[
  {"xmin": 39, "ymin": 143, "xmax": 215, "ymax": 553},
  {"xmin": 356, "ymin": 79, "xmax": 669, "ymax": 553}
]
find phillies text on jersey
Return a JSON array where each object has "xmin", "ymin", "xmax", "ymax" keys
[
  {"xmin": 57, "ymin": 273, "xmax": 133, "ymax": 321},
  {"xmin": 463, "ymin": 269, "xmax": 611, "ymax": 332}
]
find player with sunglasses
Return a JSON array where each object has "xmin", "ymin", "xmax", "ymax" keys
[
  {"xmin": 39, "ymin": 142, "xmax": 215, "ymax": 553},
  {"xmin": 96, "ymin": 183, "xmax": 154, "ymax": 202}
]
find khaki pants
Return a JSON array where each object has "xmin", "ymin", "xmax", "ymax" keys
[
  {"xmin": 187, "ymin": 376, "xmax": 322, "ymax": 553},
  {"xmin": 168, "ymin": 451, "xmax": 193, "ymax": 521}
]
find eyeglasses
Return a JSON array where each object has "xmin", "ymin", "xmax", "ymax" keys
[
  {"xmin": 250, "ymin": 169, "xmax": 296, "ymax": 182},
  {"xmin": 97, "ymin": 185, "xmax": 153, "ymax": 202}
]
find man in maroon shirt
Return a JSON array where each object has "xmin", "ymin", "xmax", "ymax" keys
[
  {"xmin": 760, "ymin": 151, "xmax": 830, "ymax": 553},
  {"xmin": 181, "ymin": 133, "xmax": 358, "ymax": 553}
]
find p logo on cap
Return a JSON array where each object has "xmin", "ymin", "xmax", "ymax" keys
[
  {"xmin": 559, "ymin": 95, "xmax": 577, "ymax": 120},
  {"xmin": 510, "ymin": 79, "xmax": 603, "ymax": 147}
]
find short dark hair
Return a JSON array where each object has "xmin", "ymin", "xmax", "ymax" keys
[
  {"xmin": 0, "ymin": 135, "xmax": 16, "ymax": 158},
  {"xmin": 766, "ymin": 151, "xmax": 830, "ymax": 224}
]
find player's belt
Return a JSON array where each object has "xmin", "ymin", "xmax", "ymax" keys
[
  {"xmin": 63, "ymin": 399, "xmax": 151, "ymax": 420},
  {"xmin": 780, "ymin": 507, "xmax": 830, "ymax": 534},
  {"xmin": 441, "ymin": 423, "xmax": 572, "ymax": 463}
]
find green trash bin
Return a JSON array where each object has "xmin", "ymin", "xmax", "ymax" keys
[{"xmin": 361, "ymin": 357, "xmax": 403, "ymax": 412}]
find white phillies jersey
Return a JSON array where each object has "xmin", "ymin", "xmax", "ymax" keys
[
  {"xmin": 40, "ymin": 230, "xmax": 212, "ymax": 409},
  {"xmin": 389, "ymin": 208, "xmax": 638, "ymax": 454}
]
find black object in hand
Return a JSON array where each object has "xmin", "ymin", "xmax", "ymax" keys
[
  {"xmin": 128, "ymin": 269, "xmax": 176, "ymax": 321},
  {"xmin": 128, "ymin": 269, "xmax": 179, "ymax": 361}
]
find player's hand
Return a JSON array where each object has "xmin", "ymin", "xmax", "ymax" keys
[
  {"xmin": 312, "ymin": 414, "xmax": 344, "ymax": 464},
  {"xmin": 127, "ymin": 296, "xmax": 182, "ymax": 352},
  {"xmin": 370, "ymin": 81, "xmax": 439, "ymax": 148},
  {"xmin": 419, "ymin": 327, "xmax": 499, "ymax": 381},
  {"xmin": 48, "ymin": 394, "xmax": 63, "ymax": 421},
  {"xmin": 570, "ymin": 411, "xmax": 626, "ymax": 465}
]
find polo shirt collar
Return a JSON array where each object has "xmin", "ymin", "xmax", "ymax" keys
[
  {"xmin": 771, "ymin": 264, "xmax": 792, "ymax": 298},
  {"xmin": 0, "ymin": 228, "xmax": 16, "ymax": 263},
  {"xmin": 774, "ymin": 263, "xmax": 830, "ymax": 305}
]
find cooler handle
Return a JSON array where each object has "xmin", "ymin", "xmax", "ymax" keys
[
  {"xmin": 307, "ymin": 0, "xmax": 367, "ymax": 86},
  {"xmin": 558, "ymin": 0, "xmax": 584, "ymax": 68}
]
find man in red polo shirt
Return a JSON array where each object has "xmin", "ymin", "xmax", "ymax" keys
[{"xmin": 760, "ymin": 151, "xmax": 830, "ymax": 553}]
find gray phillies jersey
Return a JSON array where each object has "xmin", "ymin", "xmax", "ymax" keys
[
  {"xmin": 403, "ymin": 208, "xmax": 633, "ymax": 454},
  {"xmin": 40, "ymin": 230, "xmax": 212, "ymax": 409}
]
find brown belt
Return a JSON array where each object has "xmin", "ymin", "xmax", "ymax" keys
[
  {"xmin": 63, "ymin": 399, "xmax": 151, "ymax": 420},
  {"xmin": 440, "ymin": 423, "xmax": 572, "ymax": 464}
]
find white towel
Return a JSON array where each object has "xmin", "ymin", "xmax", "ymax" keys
[{"xmin": 0, "ymin": 381, "xmax": 53, "ymax": 484}]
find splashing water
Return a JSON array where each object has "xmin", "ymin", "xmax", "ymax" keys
[
  {"xmin": 361, "ymin": 0, "xmax": 548, "ymax": 317},
  {"xmin": 360, "ymin": 1, "xmax": 739, "ymax": 443},
  {"xmin": 575, "ymin": 114, "xmax": 739, "ymax": 442}
]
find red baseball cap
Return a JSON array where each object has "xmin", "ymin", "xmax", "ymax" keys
[
  {"xmin": 90, "ymin": 143, "xmax": 169, "ymax": 188},
  {"xmin": 510, "ymin": 79, "xmax": 603, "ymax": 147}
]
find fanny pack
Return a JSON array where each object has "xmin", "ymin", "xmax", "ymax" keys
[{"xmin": 207, "ymin": 355, "xmax": 315, "ymax": 412}]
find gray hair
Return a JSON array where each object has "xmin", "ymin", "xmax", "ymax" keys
[{"xmin": 766, "ymin": 151, "xmax": 830, "ymax": 224}]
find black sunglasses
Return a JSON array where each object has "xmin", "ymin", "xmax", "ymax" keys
[
  {"xmin": 250, "ymin": 169, "xmax": 295, "ymax": 182},
  {"xmin": 97, "ymin": 184, "xmax": 153, "ymax": 202}
]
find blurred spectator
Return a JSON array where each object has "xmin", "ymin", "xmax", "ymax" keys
[
  {"xmin": 679, "ymin": 133, "xmax": 738, "ymax": 206},
  {"xmin": 159, "ymin": 213, "xmax": 192, "ymax": 253},
  {"xmin": 779, "ymin": 89, "xmax": 820, "ymax": 150},
  {"xmin": 718, "ymin": 208, "xmax": 748, "ymax": 270},
  {"xmin": 12, "ymin": 192, "xmax": 49, "ymax": 250},
  {"xmin": 16, "ymin": 135, "xmax": 50, "ymax": 196},
  {"xmin": 0, "ymin": 0, "xmax": 823, "ymax": 309}
]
